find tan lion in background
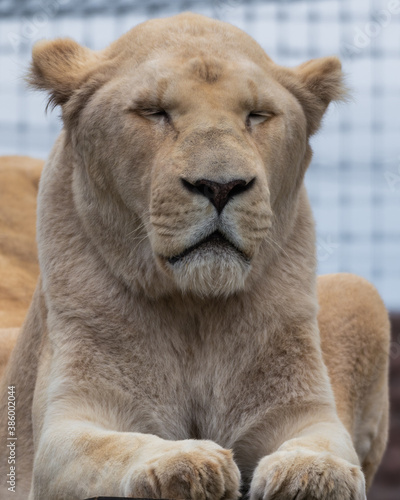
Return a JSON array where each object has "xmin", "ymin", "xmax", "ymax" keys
[
  {"xmin": 0, "ymin": 13, "xmax": 390, "ymax": 500},
  {"xmin": 0, "ymin": 157, "xmax": 42, "ymax": 379}
]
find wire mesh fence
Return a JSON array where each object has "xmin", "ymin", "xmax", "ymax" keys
[{"xmin": 0, "ymin": 0, "xmax": 399, "ymax": 310}]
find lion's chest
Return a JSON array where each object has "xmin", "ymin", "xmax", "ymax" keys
[{"xmin": 93, "ymin": 325, "xmax": 310, "ymax": 468}]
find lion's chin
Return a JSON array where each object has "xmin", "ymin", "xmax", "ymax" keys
[{"xmin": 166, "ymin": 250, "xmax": 251, "ymax": 298}]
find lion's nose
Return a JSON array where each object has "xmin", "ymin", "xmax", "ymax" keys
[{"xmin": 182, "ymin": 177, "xmax": 255, "ymax": 214}]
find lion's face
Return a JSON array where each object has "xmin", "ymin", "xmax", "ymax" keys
[
  {"xmin": 29, "ymin": 14, "xmax": 345, "ymax": 298},
  {"xmin": 76, "ymin": 56, "xmax": 306, "ymax": 296}
]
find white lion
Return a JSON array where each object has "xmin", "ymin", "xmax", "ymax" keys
[{"xmin": 0, "ymin": 13, "xmax": 389, "ymax": 500}]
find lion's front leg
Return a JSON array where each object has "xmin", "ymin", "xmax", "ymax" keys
[
  {"xmin": 30, "ymin": 419, "xmax": 240, "ymax": 500},
  {"xmin": 249, "ymin": 420, "xmax": 366, "ymax": 500}
]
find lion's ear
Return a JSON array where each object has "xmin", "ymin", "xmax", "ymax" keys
[
  {"xmin": 293, "ymin": 56, "xmax": 348, "ymax": 135},
  {"xmin": 27, "ymin": 38, "xmax": 99, "ymax": 109}
]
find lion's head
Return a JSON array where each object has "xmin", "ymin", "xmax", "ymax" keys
[{"xmin": 29, "ymin": 13, "xmax": 345, "ymax": 298}]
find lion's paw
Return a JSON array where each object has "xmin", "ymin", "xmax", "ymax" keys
[
  {"xmin": 124, "ymin": 440, "xmax": 241, "ymax": 500},
  {"xmin": 250, "ymin": 449, "xmax": 366, "ymax": 500}
]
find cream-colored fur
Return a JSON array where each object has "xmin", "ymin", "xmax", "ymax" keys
[{"xmin": 0, "ymin": 13, "xmax": 390, "ymax": 500}]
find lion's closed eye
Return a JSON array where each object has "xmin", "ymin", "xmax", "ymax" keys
[
  {"xmin": 130, "ymin": 107, "xmax": 171, "ymax": 123},
  {"xmin": 246, "ymin": 112, "xmax": 274, "ymax": 128}
]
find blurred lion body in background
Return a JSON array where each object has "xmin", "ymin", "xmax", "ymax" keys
[{"xmin": 0, "ymin": 156, "xmax": 42, "ymax": 377}]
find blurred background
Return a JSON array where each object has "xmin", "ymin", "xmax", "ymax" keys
[{"xmin": 0, "ymin": 0, "xmax": 399, "ymax": 498}]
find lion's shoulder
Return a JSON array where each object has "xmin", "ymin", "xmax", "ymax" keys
[
  {"xmin": 318, "ymin": 273, "xmax": 389, "ymax": 344},
  {"xmin": 317, "ymin": 272, "xmax": 390, "ymax": 393}
]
